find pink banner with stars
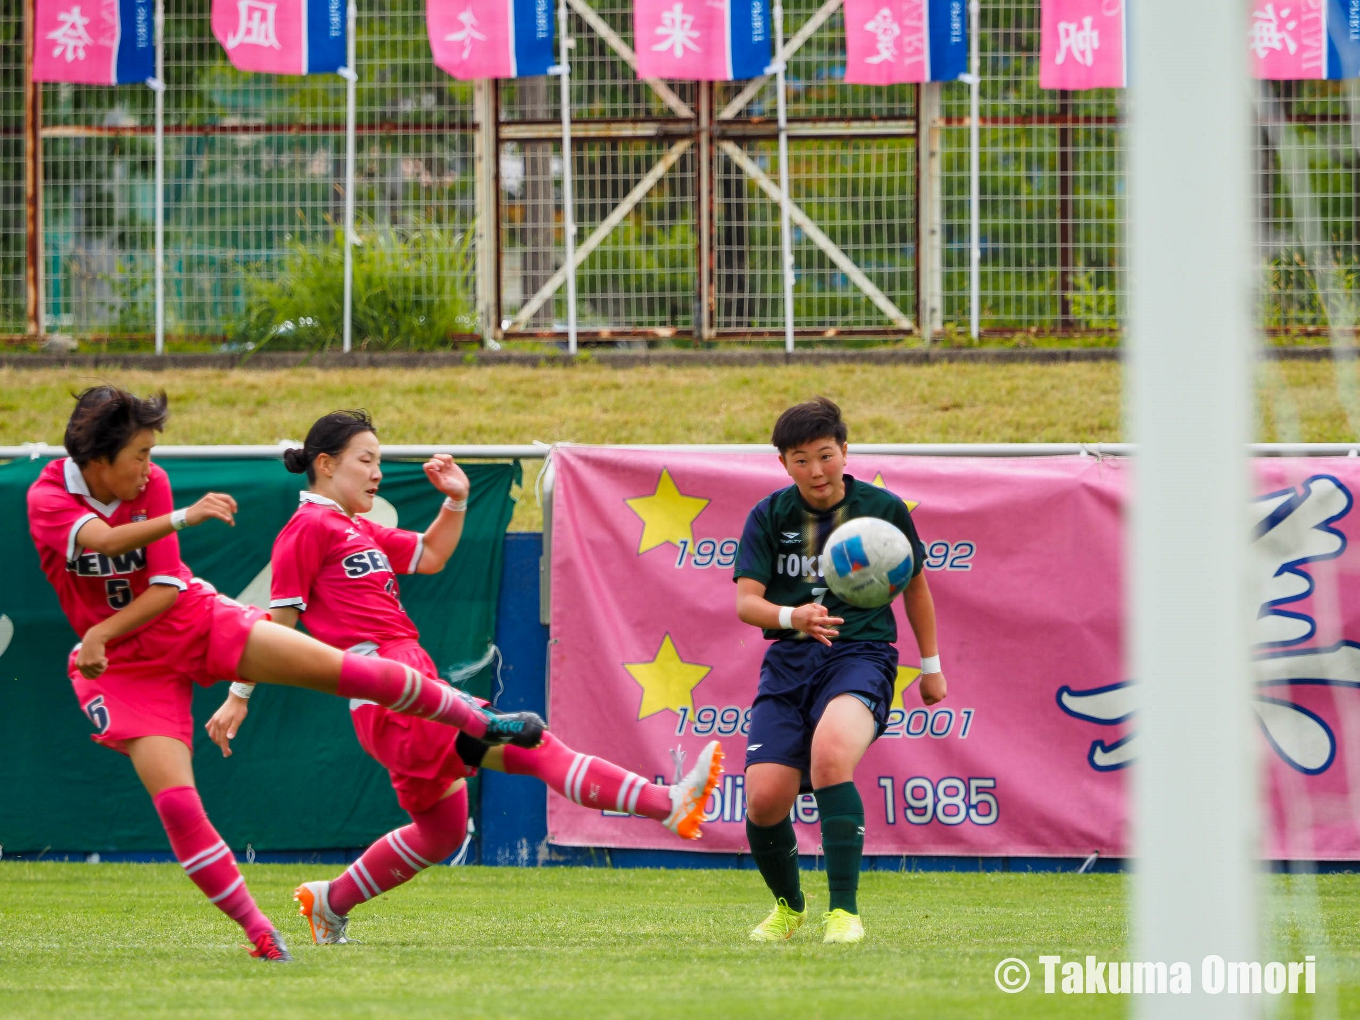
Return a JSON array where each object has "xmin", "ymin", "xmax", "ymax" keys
[{"xmin": 548, "ymin": 446, "xmax": 1360, "ymax": 859}]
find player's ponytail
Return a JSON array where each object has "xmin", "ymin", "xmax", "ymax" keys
[{"xmin": 286, "ymin": 409, "xmax": 376, "ymax": 484}]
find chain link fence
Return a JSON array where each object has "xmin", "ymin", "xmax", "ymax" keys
[{"xmin": 0, "ymin": 1, "xmax": 1355, "ymax": 345}]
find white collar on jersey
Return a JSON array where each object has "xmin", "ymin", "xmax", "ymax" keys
[
  {"xmin": 300, "ymin": 491, "xmax": 347, "ymax": 514},
  {"xmin": 64, "ymin": 456, "xmax": 121, "ymax": 516}
]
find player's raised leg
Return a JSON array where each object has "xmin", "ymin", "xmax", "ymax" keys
[
  {"xmin": 295, "ymin": 782, "xmax": 469, "ymax": 944},
  {"xmin": 808, "ymin": 694, "xmax": 877, "ymax": 945},
  {"xmin": 129, "ymin": 736, "xmax": 291, "ymax": 961},
  {"xmin": 234, "ymin": 619, "xmax": 544, "ymax": 747},
  {"xmin": 481, "ymin": 734, "xmax": 724, "ymax": 840}
]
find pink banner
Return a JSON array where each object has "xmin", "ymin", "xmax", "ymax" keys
[
  {"xmin": 1039, "ymin": 0, "xmax": 1126, "ymax": 91},
  {"xmin": 33, "ymin": 0, "xmax": 120, "ymax": 85},
  {"xmin": 428, "ymin": 0, "xmax": 514, "ymax": 80},
  {"xmin": 843, "ymin": 0, "xmax": 929, "ymax": 85},
  {"xmin": 1251, "ymin": 1, "xmax": 1327, "ymax": 79},
  {"xmin": 549, "ymin": 448, "xmax": 1360, "ymax": 860},
  {"xmin": 633, "ymin": 0, "xmax": 733, "ymax": 81},
  {"xmin": 212, "ymin": 0, "xmax": 307, "ymax": 75}
]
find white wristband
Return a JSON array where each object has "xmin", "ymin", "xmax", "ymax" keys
[
  {"xmin": 778, "ymin": 605, "xmax": 795, "ymax": 630},
  {"xmin": 921, "ymin": 654, "xmax": 941, "ymax": 674},
  {"xmin": 170, "ymin": 508, "xmax": 188, "ymax": 531},
  {"xmin": 443, "ymin": 496, "xmax": 468, "ymax": 513},
  {"xmin": 229, "ymin": 682, "xmax": 254, "ymax": 700}
]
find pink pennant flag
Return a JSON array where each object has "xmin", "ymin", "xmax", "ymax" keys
[
  {"xmin": 1250, "ymin": 2, "xmax": 1326, "ymax": 80},
  {"xmin": 213, "ymin": 0, "xmax": 305, "ymax": 74},
  {"xmin": 633, "ymin": 0, "xmax": 770, "ymax": 81},
  {"xmin": 844, "ymin": 0, "xmax": 930, "ymax": 85},
  {"xmin": 428, "ymin": 1, "xmax": 514, "ymax": 80},
  {"xmin": 33, "ymin": 0, "xmax": 155, "ymax": 86},
  {"xmin": 1039, "ymin": 0, "xmax": 1126, "ymax": 91}
]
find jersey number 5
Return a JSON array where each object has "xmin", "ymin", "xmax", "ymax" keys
[
  {"xmin": 83, "ymin": 696, "xmax": 110, "ymax": 734},
  {"xmin": 105, "ymin": 579, "xmax": 132, "ymax": 610}
]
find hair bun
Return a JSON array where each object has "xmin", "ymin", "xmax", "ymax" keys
[{"xmin": 282, "ymin": 447, "xmax": 309, "ymax": 474}]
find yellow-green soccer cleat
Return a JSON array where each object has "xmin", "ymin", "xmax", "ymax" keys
[
  {"xmin": 821, "ymin": 909, "xmax": 865, "ymax": 944},
  {"xmin": 749, "ymin": 898, "xmax": 808, "ymax": 941}
]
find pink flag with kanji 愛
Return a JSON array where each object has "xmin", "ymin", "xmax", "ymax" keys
[
  {"xmin": 1039, "ymin": 0, "xmax": 1126, "ymax": 90},
  {"xmin": 842, "ymin": 0, "xmax": 968, "ymax": 85},
  {"xmin": 1250, "ymin": 2, "xmax": 1327, "ymax": 80}
]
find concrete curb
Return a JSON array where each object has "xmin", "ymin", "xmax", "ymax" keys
[{"xmin": 0, "ymin": 346, "xmax": 1344, "ymax": 371}]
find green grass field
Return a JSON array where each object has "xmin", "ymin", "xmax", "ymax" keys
[
  {"xmin": 2, "ymin": 359, "xmax": 1355, "ymax": 530},
  {"xmin": 2, "ymin": 864, "xmax": 1356, "ymax": 1019}
]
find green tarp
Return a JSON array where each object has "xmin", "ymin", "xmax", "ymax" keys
[{"xmin": 0, "ymin": 457, "xmax": 519, "ymax": 854}]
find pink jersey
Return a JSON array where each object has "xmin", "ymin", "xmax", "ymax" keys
[
  {"xmin": 28, "ymin": 458, "xmax": 192, "ymax": 639},
  {"xmin": 270, "ymin": 492, "xmax": 423, "ymax": 650}
]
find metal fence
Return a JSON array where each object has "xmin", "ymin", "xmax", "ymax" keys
[{"xmin": 0, "ymin": 1, "xmax": 1357, "ymax": 346}]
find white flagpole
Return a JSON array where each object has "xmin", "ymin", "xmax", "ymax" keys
[
  {"xmin": 340, "ymin": 0, "xmax": 358, "ymax": 353},
  {"xmin": 968, "ymin": 0, "xmax": 980, "ymax": 340},
  {"xmin": 772, "ymin": 1, "xmax": 795, "ymax": 354},
  {"xmin": 554, "ymin": 0, "xmax": 578, "ymax": 355},
  {"xmin": 151, "ymin": 0, "xmax": 165, "ymax": 354}
]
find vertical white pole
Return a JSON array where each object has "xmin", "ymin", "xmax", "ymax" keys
[
  {"xmin": 968, "ymin": 0, "xmax": 979, "ymax": 340},
  {"xmin": 341, "ymin": 0, "xmax": 358, "ymax": 353},
  {"xmin": 772, "ymin": 1, "xmax": 795, "ymax": 354},
  {"xmin": 556, "ymin": 0, "xmax": 578, "ymax": 356},
  {"xmin": 1129, "ymin": 0, "xmax": 1256, "ymax": 1015},
  {"xmin": 152, "ymin": 0, "xmax": 165, "ymax": 355}
]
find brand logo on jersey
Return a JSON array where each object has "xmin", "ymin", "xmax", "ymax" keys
[
  {"xmin": 131, "ymin": 512, "xmax": 147, "ymax": 522},
  {"xmin": 68, "ymin": 547, "xmax": 146, "ymax": 577},
  {"xmin": 344, "ymin": 527, "xmax": 361, "ymax": 542},
  {"xmin": 780, "ymin": 531, "xmax": 801, "ymax": 544},
  {"xmin": 342, "ymin": 548, "xmax": 395, "ymax": 579}
]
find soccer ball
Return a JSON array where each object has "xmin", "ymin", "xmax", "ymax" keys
[{"xmin": 822, "ymin": 517, "xmax": 914, "ymax": 608}]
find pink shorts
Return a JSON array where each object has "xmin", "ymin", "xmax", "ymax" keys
[
  {"xmin": 349, "ymin": 639, "xmax": 485, "ymax": 815},
  {"xmin": 69, "ymin": 582, "xmax": 268, "ymax": 755}
]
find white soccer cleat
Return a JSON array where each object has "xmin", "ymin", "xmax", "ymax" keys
[
  {"xmin": 293, "ymin": 880, "xmax": 350, "ymax": 945},
  {"xmin": 662, "ymin": 740, "xmax": 724, "ymax": 840}
]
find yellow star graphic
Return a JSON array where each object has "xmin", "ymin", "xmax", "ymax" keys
[
  {"xmin": 625, "ymin": 468, "xmax": 710, "ymax": 554},
  {"xmin": 623, "ymin": 634, "xmax": 712, "ymax": 719},
  {"xmin": 893, "ymin": 665, "xmax": 922, "ymax": 709},
  {"xmin": 871, "ymin": 472, "xmax": 918, "ymax": 512}
]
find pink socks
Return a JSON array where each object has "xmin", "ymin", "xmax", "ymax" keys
[
  {"xmin": 337, "ymin": 652, "xmax": 489, "ymax": 739},
  {"xmin": 328, "ymin": 785, "xmax": 470, "ymax": 916},
  {"xmin": 500, "ymin": 732, "xmax": 673, "ymax": 820},
  {"xmin": 153, "ymin": 786, "xmax": 273, "ymax": 943}
]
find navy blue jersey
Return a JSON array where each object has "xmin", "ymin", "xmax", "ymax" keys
[{"xmin": 733, "ymin": 474, "xmax": 925, "ymax": 642}]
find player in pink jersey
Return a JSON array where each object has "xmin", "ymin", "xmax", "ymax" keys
[
  {"xmin": 28, "ymin": 388, "xmax": 549, "ymax": 963},
  {"xmin": 204, "ymin": 409, "xmax": 724, "ymax": 946}
]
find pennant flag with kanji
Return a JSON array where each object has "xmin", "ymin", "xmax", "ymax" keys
[
  {"xmin": 33, "ymin": 0, "xmax": 155, "ymax": 85},
  {"xmin": 212, "ymin": 0, "xmax": 348, "ymax": 75},
  {"xmin": 842, "ymin": 0, "xmax": 967, "ymax": 85},
  {"xmin": 633, "ymin": 0, "xmax": 771, "ymax": 81},
  {"xmin": 428, "ymin": 0, "xmax": 555, "ymax": 80}
]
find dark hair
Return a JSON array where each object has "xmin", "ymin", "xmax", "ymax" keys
[
  {"xmin": 283, "ymin": 409, "xmax": 377, "ymax": 483},
  {"xmin": 64, "ymin": 386, "xmax": 170, "ymax": 467},
  {"xmin": 771, "ymin": 396, "xmax": 847, "ymax": 453}
]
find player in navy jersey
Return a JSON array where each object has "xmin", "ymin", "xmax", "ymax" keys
[{"xmin": 733, "ymin": 397, "xmax": 947, "ymax": 944}]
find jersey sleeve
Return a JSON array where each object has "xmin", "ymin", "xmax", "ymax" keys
[
  {"xmin": 371, "ymin": 523, "xmax": 424, "ymax": 575},
  {"xmin": 271, "ymin": 517, "xmax": 326, "ymax": 611},
  {"xmin": 885, "ymin": 494, "xmax": 927, "ymax": 579},
  {"xmin": 732, "ymin": 502, "xmax": 774, "ymax": 585},
  {"xmin": 141, "ymin": 468, "xmax": 187, "ymax": 590},
  {"xmin": 27, "ymin": 475, "xmax": 99, "ymax": 564}
]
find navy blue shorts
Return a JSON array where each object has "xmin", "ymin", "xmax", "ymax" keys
[{"xmin": 745, "ymin": 640, "xmax": 898, "ymax": 786}]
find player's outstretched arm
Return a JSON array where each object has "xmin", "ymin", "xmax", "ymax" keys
[
  {"xmin": 902, "ymin": 571, "xmax": 946, "ymax": 705},
  {"xmin": 735, "ymin": 577, "xmax": 843, "ymax": 647},
  {"xmin": 204, "ymin": 604, "xmax": 298, "ymax": 757},
  {"xmin": 75, "ymin": 492, "xmax": 238, "ymax": 559},
  {"xmin": 76, "ymin": 583, "xmax": 180, "ymax": 679},
  {"xmin": 414, "ymin": 455, "xmax": 468, "ymax": 574}
]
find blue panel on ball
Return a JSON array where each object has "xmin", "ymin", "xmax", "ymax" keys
[
  {"xmin": 886, "ymin": 556, "xmax": 912, "ymax": 589},
  {"xmin": 830, "ymin": 534, "xmax": 870, "ymax": 576}
]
